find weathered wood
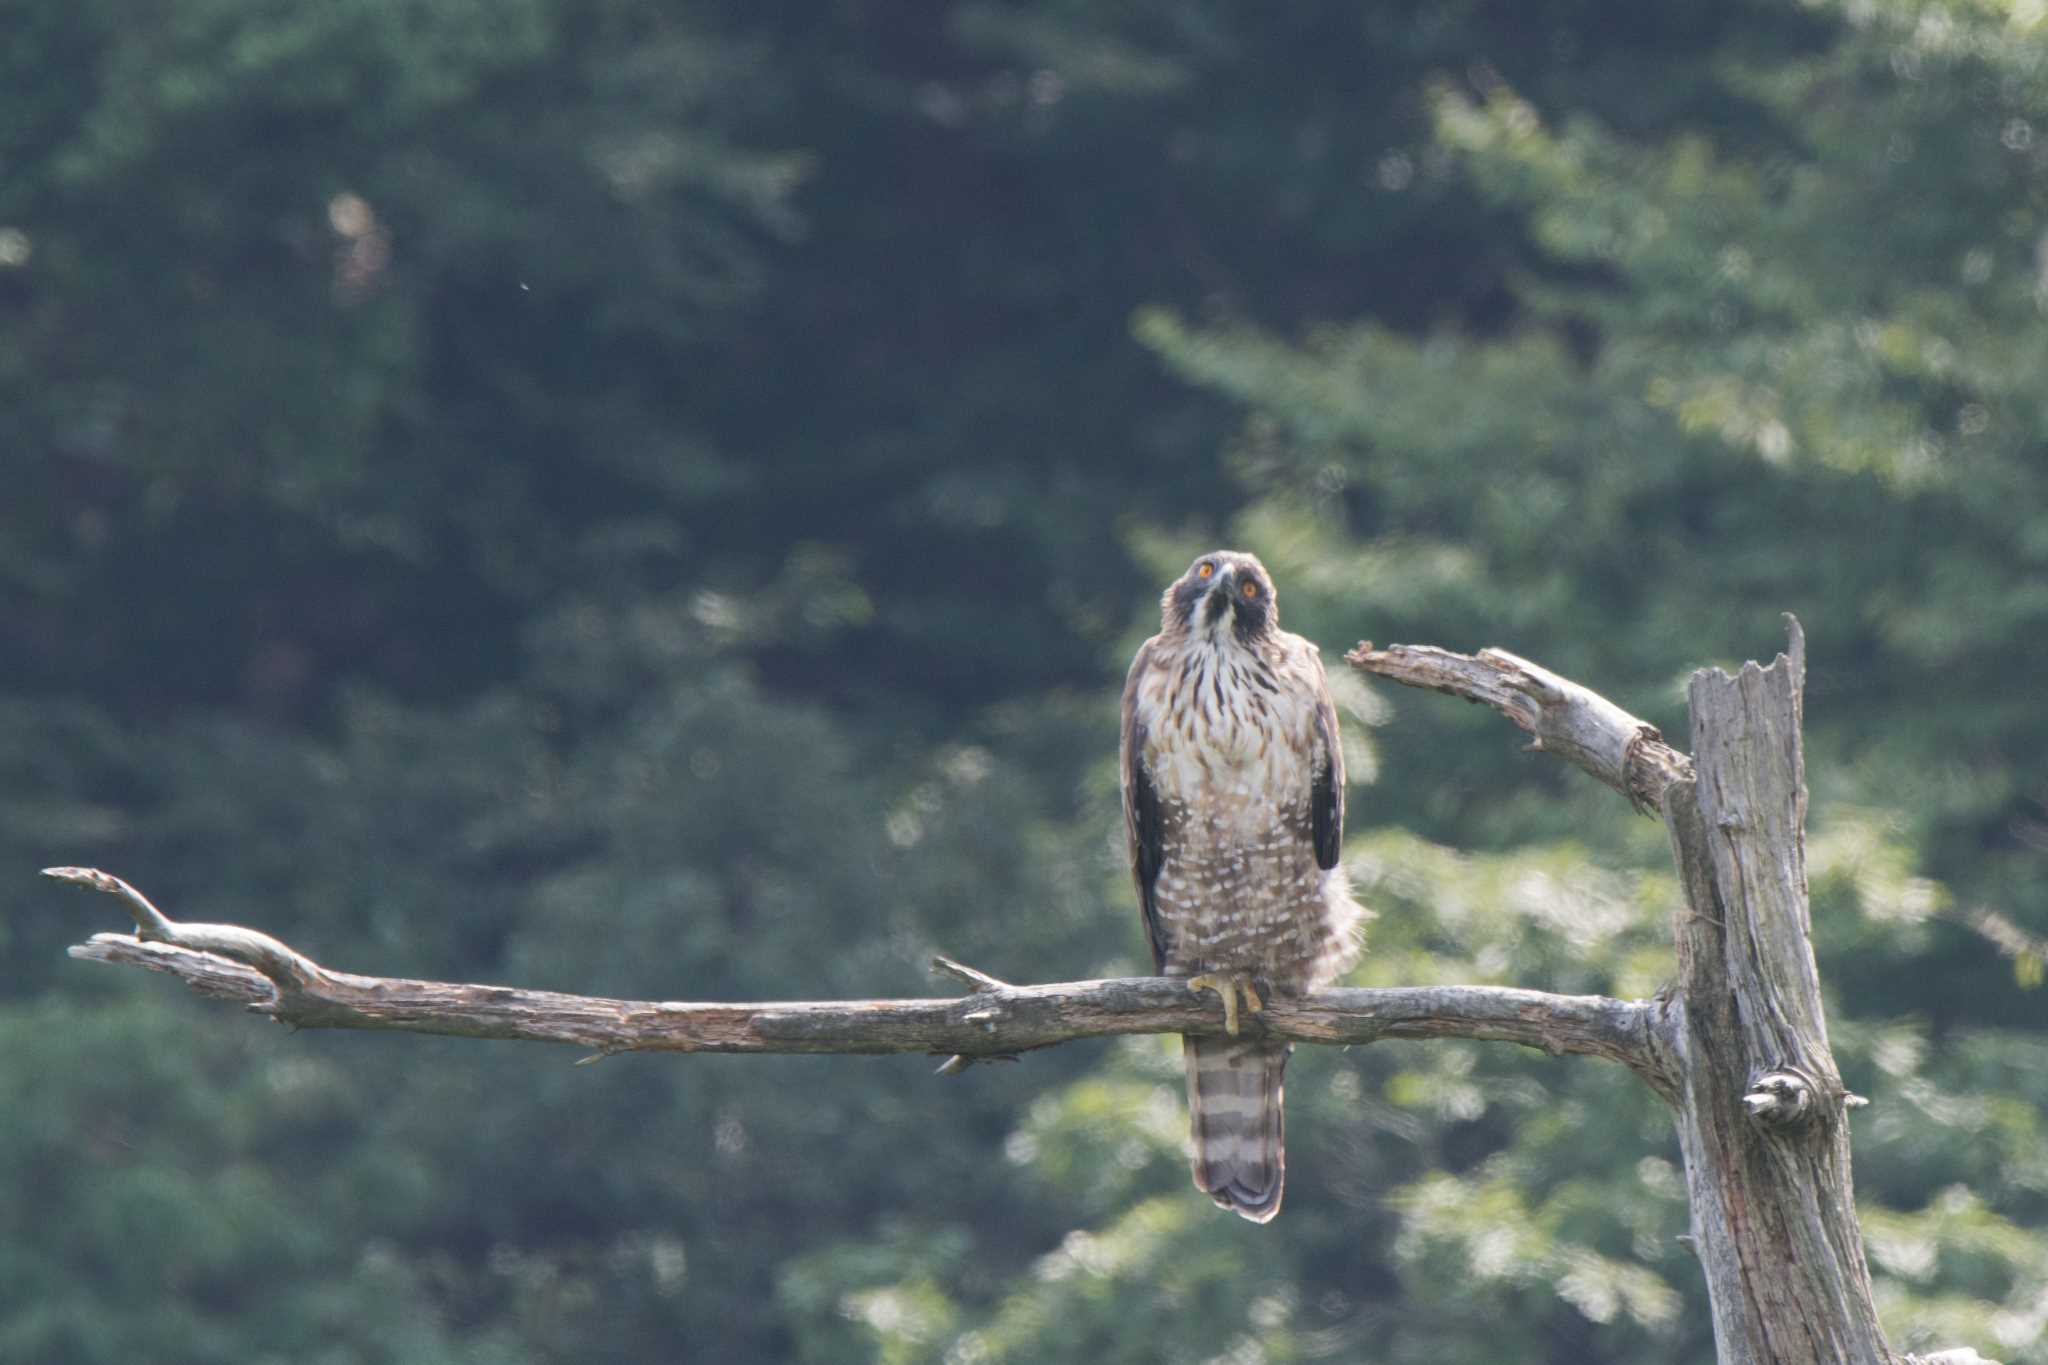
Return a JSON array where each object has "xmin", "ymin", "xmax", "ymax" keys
[
  {"xmin": 1352, "ymin": 626, "xmax": 1990, "ymax": 1364},
  {"xmin": 54, "ymin": 870, "xmax": 1664, "ymax": 1078},
  {"xmin": 1346, "ymin": 640, "xmax": 1692, "ymax": 813},
  {"xmin": 1660, "ymin": 621, "xmax": 1894, "ymax": 1364}
]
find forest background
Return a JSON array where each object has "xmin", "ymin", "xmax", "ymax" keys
[{"xmin": 6, "ymin": 2, "xmax": 2048, "ymax": 1361}]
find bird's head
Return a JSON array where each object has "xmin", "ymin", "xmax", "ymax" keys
[{"xmin": 1161, "ymin": 550, "xmax": 1278, "ymax": 645}]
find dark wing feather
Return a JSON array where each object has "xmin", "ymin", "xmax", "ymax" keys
[
  {"xmin": 1120, "ymin": 638, "xmax": 1169, "ymax": 970},
  {"xmin": 1310, "ymin": 658, "xmax": 1345, "ymax": 871}
]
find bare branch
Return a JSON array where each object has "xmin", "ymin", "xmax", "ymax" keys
[
  {"xmin": 45, "ymin": 866, "xmax": 329, "ymax": 993},
  {"xmin": 930, "ymin": 954, "xmax": 1012, "ymax": 994},
  {"xmin": 930, "ymin": 955, "xmax": 1019, "ymax": 1075},
  {"xmin": 1345, "ymin": 641, "xmax": 1692, "ymax": 814},
  {"xmin": 50, "ymin": 869, "xmax": 1665, "ymax": 1084}
]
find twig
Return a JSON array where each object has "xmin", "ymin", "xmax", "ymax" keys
[
  {"xmin": 930, "ymin": 954, "xmax": 1011, "ymax": 994},
  {"xmin": 931, "ymin": 955, "xmax": 1019, "ymax": 1075}
]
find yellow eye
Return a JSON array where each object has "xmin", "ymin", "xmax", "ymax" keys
[
  {"xmin": 1242, "ymin": 580, "xmax": 1259, "ymax": 598},
  {"xmin": 1196, "ymin": 562, "xmax": 1214, "ymax": 578}
]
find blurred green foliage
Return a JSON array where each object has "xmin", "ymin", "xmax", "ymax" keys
[{"xmin": 5, "ymin": 1, "xmax": 2047, "ymax": 1361}]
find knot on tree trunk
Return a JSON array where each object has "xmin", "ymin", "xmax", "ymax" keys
[
  {"xmin": 1740, "ymin": 1067, "xmax": 1817, "ymax": 1127},
  {"xmin": 1741, "ymin": 1066, "xmax": 1870, "ymax": 1129}
]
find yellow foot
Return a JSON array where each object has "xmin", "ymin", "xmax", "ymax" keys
[{"xmin": 1186, "ymin": 972, "xmax": 1265, "ymax": 1037}]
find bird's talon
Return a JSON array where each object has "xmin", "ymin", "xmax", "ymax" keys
[
  {"xmin": 1186, "ymin": 973, "xmax": 1235, "ymax": 1035},
  {"xmin": 1186, "ymin": 972, "xmax": 1260, "ymax": 1037}
]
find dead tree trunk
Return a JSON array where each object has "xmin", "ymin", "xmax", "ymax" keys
[
  {"xmin": 50, "ymin": 619, "xmax": 1994, "ymax": 1364},
  {"xmin": 1350, "ymin": 620, "xmax": 1985, "ymax": 1365},
  {"xmin": 1656, "ymin": 627, "xmax": 1887, "ymax": 1361}
]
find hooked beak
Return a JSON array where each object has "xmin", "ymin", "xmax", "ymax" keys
[{"xmin": 1202, "ymin": 567, "xmax": 1235, "ymax": 625}]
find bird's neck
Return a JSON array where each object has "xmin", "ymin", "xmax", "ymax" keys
[{"xmin": 1184, "ymin": 618, "xmax": 1264, "ymax": 659}]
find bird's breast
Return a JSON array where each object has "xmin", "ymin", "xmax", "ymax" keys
[{"xmin": 1137, "ymin": 642, "xmax": 1315, "ymax": 817}]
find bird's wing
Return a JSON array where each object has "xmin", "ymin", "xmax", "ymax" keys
[
  {"xmin": 1120, "ymin": 637, "xmax": 1169, "ymax": 971},
  {"xmin": 1307, "ymin": 645, "xmax": 1345, "ymax": 871}
]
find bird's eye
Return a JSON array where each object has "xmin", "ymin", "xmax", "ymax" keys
[
  {"xmin": 1242, "ymin": 580, "xmax": 1259, "ymax": 598},
  {"xmin": 1196, "ymin": 562, "xmax": 1214, "ymax": 578}
]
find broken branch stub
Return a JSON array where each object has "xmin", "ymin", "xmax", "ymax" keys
[{"xmin": 1345, "ymin": 641, "xmax": 1691, "ymax": 813}]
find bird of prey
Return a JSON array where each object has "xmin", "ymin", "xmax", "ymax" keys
[{"xmin": 1119, "ymin": 550, "xmax": 1361, "ymax": 1222}]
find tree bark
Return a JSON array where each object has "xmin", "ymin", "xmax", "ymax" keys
[
  {"xmin": 1344, "ymin": 640, "xmax": 1691, "ymax": 812},
  {"xmin": 52, "ymin": 868, "xmax": 1659, "ymax": 1074},
  {"xmin": 1658, "ymin": 625, "xmax": 1889, "ymax": 1363}
]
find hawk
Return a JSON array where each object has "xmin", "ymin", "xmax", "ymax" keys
[{"xmin": 1120, "ymin": 550, "xmax": 1361, "ymax": 1222}]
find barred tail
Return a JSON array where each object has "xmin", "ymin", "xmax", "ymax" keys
[{"xmin": 1184, "ymin": 1036, "xmax": 1289, "ymax": 1223}]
